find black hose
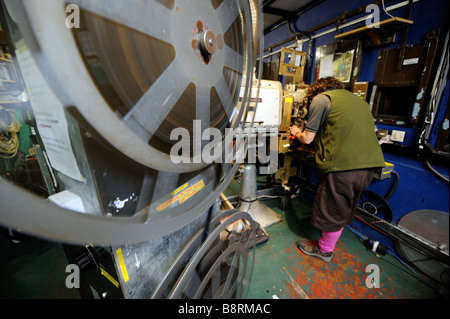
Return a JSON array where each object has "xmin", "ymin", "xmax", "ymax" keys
[
  {"xmin": 287, "ymin": 19, "xmax": 312, "ymax": 42},
  {"xmin": 384, "ymin": 170, "xmax": 399, "ymax": 201}
]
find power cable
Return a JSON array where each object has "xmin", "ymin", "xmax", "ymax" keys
[{"xmin": 347, "ymin": 225, "xmax": 444, "ymax": 292}]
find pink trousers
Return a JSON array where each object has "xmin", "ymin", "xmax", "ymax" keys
[{"xmin": 318, "ymin": 228, "xmax": 343, "ymax": 253}]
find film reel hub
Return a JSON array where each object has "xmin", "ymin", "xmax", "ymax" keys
[{"xmin": 198, "ymin": 29, "xmax": 217, "ymax": 57}]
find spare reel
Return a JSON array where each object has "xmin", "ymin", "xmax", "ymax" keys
[
  {"xmin": 396, "ymin": 210, "xmax": 449, "ymax": 286},
  {"xmin": 0, "ymin": 0, "xmax": 263, "ymax": 247}
]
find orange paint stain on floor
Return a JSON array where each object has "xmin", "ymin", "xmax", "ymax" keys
[{"xmin": 290, "ymin": 241, "xmax": 397, "ymax": 299}]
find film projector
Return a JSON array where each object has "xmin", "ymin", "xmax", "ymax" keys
[{"xmin": 0, "ymin": 0, "xmax": 277, "ymax": 299}]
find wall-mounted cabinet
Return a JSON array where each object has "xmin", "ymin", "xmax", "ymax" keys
[{"xmin": 371, "ymin": 36, "xmax": 439, "ymax": 127}]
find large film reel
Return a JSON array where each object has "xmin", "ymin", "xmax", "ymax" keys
[{"xmin": 0, "ymin": 0, "xmax": 263, "ymax": 246}]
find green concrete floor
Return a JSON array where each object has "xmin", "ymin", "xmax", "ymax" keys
[
  {"xmin": 234, "ymin": 196, "xmax": 441, "ymax": 299},
  {"xmin": 0, "ymin": 236, "xmax": 80, "ymax": 299}
]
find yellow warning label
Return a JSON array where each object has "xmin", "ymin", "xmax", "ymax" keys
[
  {"xmin": 116, "ymin": 248, "xmax": 129, "ymax": 283},
  {"xmin": 100, "ymin": 267, "xmax": 120, "ymax": 288},
  {"xmin": 157, "ymin": 180, "xmax": 205, "ymax": 212},
  {"xmin": 285, "ymin": 96, "xmax": 293, "ymax": 103},
  {"xmin": 179, "ymin": 180, "xmax": 205, "ymax": 204},
  {"xmin": 171, "ymin": 182, "xmax": 188, "ymax": 196}
]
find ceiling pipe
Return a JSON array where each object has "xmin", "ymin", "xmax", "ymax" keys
[{"xmin": 263, "ymin": 0, "xmax": 398, "ymax": 53}]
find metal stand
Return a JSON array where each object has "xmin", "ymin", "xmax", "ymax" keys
[{"xmin": 237, "ymin": 163, "xmax": 281, "ymax": 229}]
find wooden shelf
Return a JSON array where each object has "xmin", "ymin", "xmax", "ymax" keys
[{"xmin": 335, "ymin": 17, "xmax": 414, "ymax": 40}]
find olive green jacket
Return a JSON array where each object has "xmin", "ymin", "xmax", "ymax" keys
[{"xmin": 314, "ymin": 89, "xmax": 385, "ymax": 174}]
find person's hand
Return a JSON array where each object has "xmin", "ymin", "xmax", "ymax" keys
[{"xmin": 290, "ymin": 125, "xmax": 301, "ymax": 137}]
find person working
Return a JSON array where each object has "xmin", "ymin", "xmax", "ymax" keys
[{"xmin": 290, "ymin": 77, "xmax": 385, "ymax": 262}]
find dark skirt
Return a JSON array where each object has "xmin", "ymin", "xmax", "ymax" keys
[{"xmin": 310, "ymin": 169, "xmax": 375, "ymax": 232}]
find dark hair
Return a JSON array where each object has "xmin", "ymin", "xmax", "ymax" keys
[{"xmin": 306, "ymin": 77, "xmax": 345, "ymax": 99}]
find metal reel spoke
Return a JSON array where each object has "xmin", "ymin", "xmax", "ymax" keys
[
  {"xmin": 72, "ymin": 0, "xmax": 173, "ymax": 42},
  {"xmin": 123, "ymin": 61, "xmax": 191, "ymax": 142},
  {"xmin": 166, "ymin": 210, "xmax": 257, "ymax": 299}
]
